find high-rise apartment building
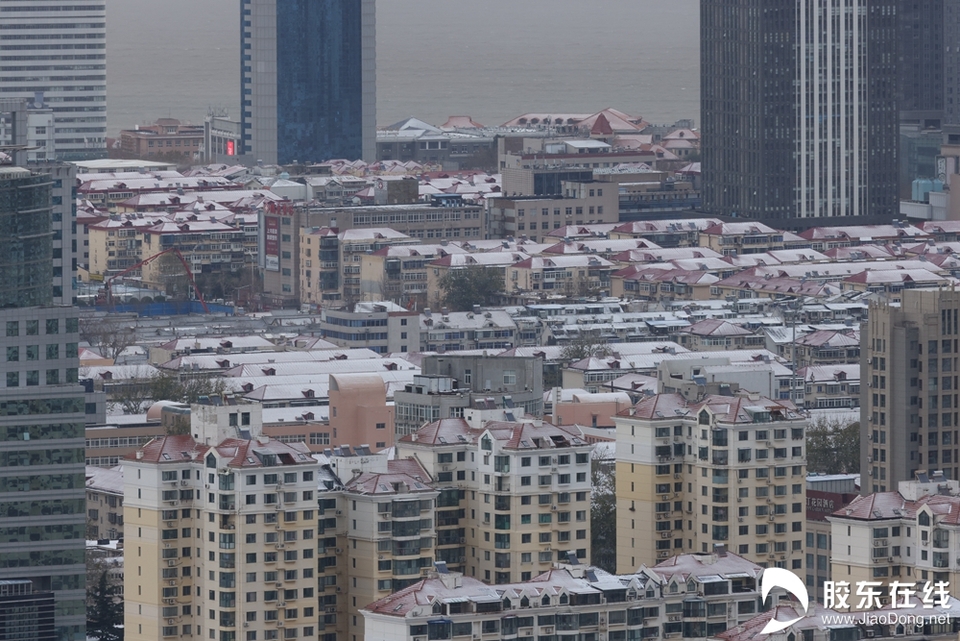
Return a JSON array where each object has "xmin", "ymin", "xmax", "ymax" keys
[
  {"xmin": 701, "ymin": 0, "xmax": 899, "ymax": 228},
  {"xmin": 860, "ymin": 287, "xmax": 960, "ymax": 493},
  {"xmin": 396, "ymin": 407, "xmax": 594, "ymax": 582},
  {"xmin": 0, "ymin": 166, "xmax": 87, "ymax": 641},
  {"xmin": 0, "ymin": 2, "xmax": 106, "ymax": 160},
  {"xmin": 123, "ymin": 406, "xmax": 322, "ymax": 641},
  {"xmin": 241, "ymin": 0, "xmax": 376, "ymax": 165},
  {"xmin": 615, "ymin": 392, "xmax": 807, "ymax": 573}
]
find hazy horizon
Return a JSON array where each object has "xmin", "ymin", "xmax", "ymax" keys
[{"xmin": 107, "ymin": 0, "xmax": 700, "ymax": 133}]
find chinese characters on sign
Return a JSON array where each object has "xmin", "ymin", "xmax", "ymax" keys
[{"xmin": 824, "ymin": 581, "xmax": 950, "ymax": 610}]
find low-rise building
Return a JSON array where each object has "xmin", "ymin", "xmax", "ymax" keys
[
  {"xmin": 797, "ymin": 364, "xmax": 860, "ymax": 410},
  {"xmin": 488, "ymin": 185, "xmax": 619, "ymax": 242},
  {"xmin": 509, "ymin": 254, "xmax": 616, "ymax": 296},
  {"xmin": 85, "ymin": 466, "xmax": 124, "ymax": 540},
  {"xmin": 676, "ymin": 319, "xmax": 766, "ymax": 352},
  {"xmin": 701, "ymin": 222, "xmax": 786, "ymax": 256},
  {"xmin": 393, "ymin": 354, "xmax": 543, "ymax": 436},
  {"xmin": 319, "ymin": 302, "xmax": 421, "ymax": 354},
  {"xmin": 419, "ymin": 308, "xmax": 518, "ymax": 353},
  {"xmin": 119, "ymin": 118, "xmax": 204, "ymax": 161},
  {"xmin": 829, "ymin": 472, "xmax": 960, "ymax": 594},
  {"xmin": 362, "ymin": 550, "xmax": 767, "ymax": 641}
]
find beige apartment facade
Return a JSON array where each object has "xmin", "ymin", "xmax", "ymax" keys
[
  {"xmin": 123, "ymin": 424, "xmax": 322, "ymax": 641},
  {"xmin": 615, "ymin": 392, "xmax": 807, "ymax": 573},
  {"xmin": 396, "ymin": 407, "xmax": 594, "ymax": 585}
]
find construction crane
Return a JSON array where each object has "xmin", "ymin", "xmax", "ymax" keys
[{"xmin": 97, "ymin": 247, "xmax": 210, "ymax": 313}]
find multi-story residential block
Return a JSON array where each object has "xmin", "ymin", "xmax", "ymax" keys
[
  {"xmin": 509, "ymin": 254, "xmax": 616, "ymax": 297},
  {"xmin": 609, "ymin": 265, "xmax": 718, "ymax": 302},
  {"xmin": 791, "ymin": 330, "xmax": 861, "ymax": 368},
  {"xmin": 119, "ymin": 119, "xmax": 205, "ymax": 161},
  {"xmin": 860, "ymin": 288, "xmax": 960, "ymax": 492},
  {"xmin": 319, "ymin": 302, "xmax": 421, "ymax": 354},
  {"xmin": 360, "ymin": 243, "xmax": 467, "ymax": 306},
  {"xmin": 362, "ymin": 550, "xmax": 767, "ymax": 641},
  {"xmin": 123, "ymin": 417, "xmax": 322, "ymax": 641},
  {"xmin": 797, "ymin": 365, "xmax": 860, "ymax": 410},
  {"xmin": 338, "ymin": 457, "xmax": 437, "ymax": 641},
  {"xmin": 829, "ymin": 472, "xmax": 960, "ymax": 593},
  {"xmin": 396, "ymin": 406, "xmax": 594, "ymax": 585},
  {"xmin": 419, "ymin": 308, "xmax": 518, "ymax": 353},
  {"xmin": 487, "ymin": 187, "xmax": 619, "ymax": 242},
  {"xmin": 139, "ymin": 219, "xmax": 247, "ymax": 290},
  {"xmin": 425, "ymin": 252, "xmax": 529, "ymax": 309},
  {"xmin": 86, "ymin": 216, "xmax": 159, "ymax": 278},
  {"xmin": 393, "ymin": 355, "xmax": 542, "ymax": 436},
  {"xmin": 615, "ymin": 392, "xmax": 807, "ymax": 572},
  {"xmin": 610, "ymin": 219, "xmax": 721, "ymax": 247},
  {"xmin": 85, "ymin": 466, "xmax": 125, "ymax": 540},
  {"xmin": 700, "ymin": 222, "xmax": 787, "ymax": 257},
  {"xmin": 241, "ymin": 0, "xmax": 376, "ymax": 164},
  {"xmin": 0, "ymin": 166, "xmax": 87, "ymax": 641},
  {"xmin": 701, "ymin": 0, "xmax": 898, "ymax": 227},
  {"xmin": 676, "ymin": 319, "xmax": 765, "ymax": 352},
  {"xmin": 0, "ymin": 3, "xmax": 106, "ymax": 160}
]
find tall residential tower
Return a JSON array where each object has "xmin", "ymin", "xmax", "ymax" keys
[
  {"xmin": 700, "ymin": 0, "xmax": 899, "ymax": 228},
  {"xmin": 240, "ymin": 0, "xmax": 376, "ymax": 165},
  {"xmin": 0, "ymin": 1, "xmax": 106, "ymax": 160}
]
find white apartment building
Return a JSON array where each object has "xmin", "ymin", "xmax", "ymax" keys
[{"xmin": 0, "ymin": 2, "xmax": 107, "ymax": 159}]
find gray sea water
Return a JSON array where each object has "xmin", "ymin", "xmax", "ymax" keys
[{"xmin": 107, "ymin": 0, "xmax": 700, "ymax": 133}]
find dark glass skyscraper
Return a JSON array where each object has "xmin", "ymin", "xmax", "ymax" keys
[
  {"xmin": 241, "ymin": 0, "xmax": 376, "ymax": 165},
  {"xmin": 701, "ymin": 0, "xmax": 899, "ymax": 229},
  {"xmin": 898, "ymin": 0, "xmax": 960, "ymax": 127},
  {"xmin": 0, "ymin": 166, "xmax": 86, "ymax": 641}
]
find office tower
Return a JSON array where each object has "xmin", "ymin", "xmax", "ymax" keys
[
  {"xmin": 0, "ymin": 166, "xmax": 87, "ymax": 641},
  {"xmin": 897, "ymin": 1, "xmax": 960, "ymax": 198},
  {"xmin": 124, "ymin": 401, "xmax": 322, "ymax": 641},
  {"xmin": 0, "ymin": 580, "xmax": 56, "ymax": 641},
  {"xmin": 860, "ymin": 288, "xmax": 960, "ymax": 494},
  {"xmin": 701, "ymin": 0, "xmax": 899, "ymax": 228},
  {"xmin": 615, "ymin": 392, "xmax": 807, "ymax": 573},
  {"xmin": 898, "ymin": 0, "xmax": 960, "ymax": 128},
  {"xmin": 0, "ymin": 2, "xmax": 106, "ymax": 160},
  {"xmin": 241, "ymin": 0, "xmax": 376, "ymax": 165}
]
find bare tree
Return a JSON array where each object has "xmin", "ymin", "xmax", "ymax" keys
[
  {"xmin": 80, "ymin": 315, "xmax": 137, "ymax": 361},
  {"xmin": 560, "ymin": 329, "xmax": 613, "ymax": 363}
]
